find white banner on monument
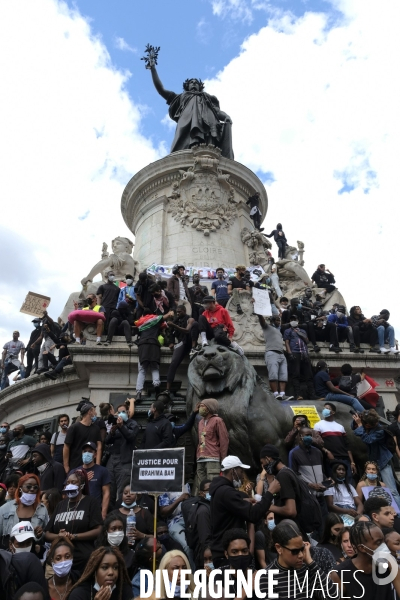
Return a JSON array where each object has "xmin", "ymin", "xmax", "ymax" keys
[
  {"xmin": 146, "ymin": 263, "xmax": 266, "ymax": 281},
  {"xmin": 252, "ymin": 287, "xmax": 272, "ymax": 316}
]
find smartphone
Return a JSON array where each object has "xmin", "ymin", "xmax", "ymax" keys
[
  {"xmin": 321, "ymin": 479, "xmax": 334, "ymax": 488},
  {"xmin": 108, "ymin": 414, "xmax": 118, "ymax": 425}
]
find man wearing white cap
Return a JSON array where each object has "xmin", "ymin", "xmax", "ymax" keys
[
  {"xmin": 0, "ymin": 521, "xmax": 49, "ymax": 597},
  {"xmin": 209, "ymin": 455, "xmax": 280, "ymax": 567}
]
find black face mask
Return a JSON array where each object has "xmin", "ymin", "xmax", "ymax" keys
[
  {"xmin": 228, "ymin": 554, "xmax": 252, "ymax": 571},
  {"xmin": 265, "ymin": 459, "xmax": 279, "ymax": 476},
  {"xmin": 86, "ymin": 297, "xmax": 93, "ymax": 304}
]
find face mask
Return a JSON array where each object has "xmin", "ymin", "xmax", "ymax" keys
[
  {"xmin": 126, "ymin": 279, "xmax": 133, "ymax": 285},
  {"xmin": 363, "ymin": 542, "xmax": 392, "ymax": 557},
  {"xmin": 205, "ymin": 493, "xmax": 211, "ymax": 501},
  {"xmin": 64, "ymin": 484, "xmax": 80, "ymax": 498},
  {"xmin": 20, "ymin": 492, "xmax": 36, "ymax": 506},
  {"xmin": 91, "ymin": 416, "xmax": 97, "ymax": 423},
  {"xmin": 94, "ymin": 582, "xmax": 116, "ymax": 593},
  {"xmin": 158, "ymin": 533, "xmax": 169, "ymax": 542},
  {"xmin": 82, "ymin": 452, "xmax": 94, "ymax": 465},
  {"xmin": 265, "ymin": 459, "xmax": 279, "ymax": 476},
  {"xmin": 267, "ymin": 520, "xmax": 276, "ymax": 531},
  {"xmin": 37, "ymin": 463, "xmax": 47, "ymax": 473},
  {"xmin": 228, "ymin": 554, "xmax": 252, "ymax": 570},
  {"xmin": 322, "ymin": 408, "xmax": 331, "ymax": 418},
  {"xmin": 302, "ymin": 435, "xmax": 313, "ymax": 447},
  {"xmin": 297, "ymin": 303, "xmax": 302, "ymax": 310},
  {"xmin": 148, "ymin": 409, "xmax": 153, "ymax": 418},
  {"xmin": 34, "ymin": 323, "xmax": 40, "ymax": 328},
  {"xmin": 205, "ymin": 562, "xmax": 215, "ymax": 570},
  {"xmin": 13, "ymin": 544, "xmax": 32, "ymax": 554},
  {"xmin": 107, "ymin": 531, "xmax": 124, "ymax": 546},
  {"xmin": 281, "ymin": 304, "xmax": 288, "ymax": 309},
  {"xmin": 199, "ymin": 407, "xmax": 209, "ymax": 417},
  {"xmin": 336, "ymin": 476, "xmax": 346, "ymax": 482},
  {"xmin": 290, "ymin": 321, "xmax": 299, "ymax": 328},
  {"xmin": 122, "ymin": 501, "xmax": 136, "ymax": 508},
  {"xmin": 0, "ymin": 444, "xmax": 7, "ymax": 450},
  {"xmin": 0, "ymin": 427, "xmax": 6, "ymax": 434},
  {"xmin": 171, "ymin": 584, "xmax": 189, "ymax": 598},
  {"xmin": 118, "ymin": 412, "xmax": 128, "ymax": 422},
  {"xmin": 366, "ymin": 473, "xmax": 378, "ymax": 480},
  {"xmin": 336, "ymin": 312, "xmax": 344, "ymax": 318},
  {"xmin": 52, "ymin": 559, "xmax": 73, "ymax": 577},
  {"xmin": 86, "ymin": 297, "xmax": 93, "ymax": 305},
  {"xmin": 108, "ymin": 275, "xmax": 115, "ymax": 282},
  {"xmin": 232, "ymin": 470, "xmax": 242, "ymax": 488}
]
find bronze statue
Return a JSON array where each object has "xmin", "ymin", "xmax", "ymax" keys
[{"xmin": 142, "ymin": 45, "xmax": 234, "ymax": 159}]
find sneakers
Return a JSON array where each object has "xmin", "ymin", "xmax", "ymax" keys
[
  {"xmin": 313, "ymin": 345, "xmax": 321, "ymax": 353},
  {"xmin": 380, "ymin": 347, "xmax": 390, "ymax": 354},
  {"xmin": 356, "ymin": 347, "xmax": 365, "ymax": 354},
  {"xmin": 329, "ymin": 346, "xmax": 341, "ymax": 353},
  {"xmin": 103, "ymin": 340, "xmax": 111, "ymax": 346},
  {"xmin": 189, "ymin": 348, "xmax": 199, "ymax": 359},
  {"xmin": 350, "ymin": 344, "xmax": 357, "ymax": 352},
  {"xmin": 44, "ymin": 371, "xmax": 58, "ymax": 380},
  {"xmin": 390, "ymin": 347, "xmax": 400, "ymax": 354},
  {"xmin": 96, "ymin": 340, "xmax": 102, "ymax": 346},
  {"xmin": 279, "ymin": 394, "xmax": 294, "ymax": 401},
  {"xmin": 135, "ymin": 391, "xmax": 142, "ymax": 403},
  {"xmin": 230, "ymin": 341, "xmax": 244, "ymax": 356},
  {"xmin": 202, "ymin": 341, "xmax": 209, "ymax": 347},
  {"xmin": 127, "ymin": 341, "xmax": 133, "ymax": 347}
]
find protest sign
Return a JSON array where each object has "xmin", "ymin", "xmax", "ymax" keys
[
  {"xmin": 252, "ymin": 287, "xmax": 272, "ymax": 316},
  {"xmin": 362, "ymin": 485, "xmax": 400, "ymax": 513},
  {"xmin": 20, "ymin": 292, "xmax": 51, "ymax": 317},
  {"xmin": 130, "ymin": 448, "xmax": 185, "ymax": 494},
  {"xmin": 291, "ymin": 406, "xmax": 321, "ymax": 428}
]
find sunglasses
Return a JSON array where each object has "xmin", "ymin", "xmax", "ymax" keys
[
  {"xmin": 23, "ymin": 484, "xmax": 39, "ymax": 491},
  {"xmin": 282, "ymin": 544, "xmax": 305, "ymax": 555}
]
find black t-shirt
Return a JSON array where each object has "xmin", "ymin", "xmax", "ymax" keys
[
  {"xmin": 317, "ymin": 541, "xmax": 342, "ymax": 561},
  {"xmin": 64, "ymin": 422, "xmax": 101, "ymax": 470},
  {"xmin": 274, "ymin": 468, "xmax": 302, "ymax": 530},
  {"xmin": 109, "ymin": 507, "xmax": 153, "ymax": 535},
  {"xmin": 45, "ymin": 495, "xmax": 102, "ymax": 565},
  {"xmin": 68, "ymin": 580, "xmax": 132, "ymax": 600},
  {"xmin": 96, "ymin": 282, "xmax": 120, "ymax": 309},
  {"xmin": 229, "ymin": 276, "xmax": 248, "ymax": 290},
  {"xmin": 73, "ymin": 464, "xmax": 111, "ymax": 503},
  {"xmin": 336, "ymin": 558, "xmax": 393, "ymax": 600}
]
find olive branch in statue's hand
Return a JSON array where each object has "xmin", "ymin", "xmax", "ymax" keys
[{"xmin": 141, "ymin": 44, "xmax": 160, "ymax": 69}]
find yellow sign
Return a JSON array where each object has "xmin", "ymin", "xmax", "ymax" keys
[
  {"xmin": 291, "ymin": 405, "xmax": 321, "ymax": 428},
  {"xmin": 20, "ymin": 292, "xmax": 51, "ymax": 317}
]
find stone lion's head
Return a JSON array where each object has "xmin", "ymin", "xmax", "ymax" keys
[{"xmin": 187, "ymin": 343, "xmax": 256, "ymax": 397}]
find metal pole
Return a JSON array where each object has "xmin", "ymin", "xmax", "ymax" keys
[{"xmin": 152, "ymin": 494, "xmax": 158, "ymax": 574}]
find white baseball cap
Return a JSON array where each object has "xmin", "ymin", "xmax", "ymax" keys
[
  {"xmin": 221, "ymin": 456, "xmax": 250, "ymax": 471},
  {"xmin": 11, "ymin": 521, "xmax": 35, "ymax": 542}
]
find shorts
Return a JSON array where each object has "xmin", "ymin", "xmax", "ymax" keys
[{"xmin": 265, "ymin": 350, "xmax": 288, "ymax": 381}]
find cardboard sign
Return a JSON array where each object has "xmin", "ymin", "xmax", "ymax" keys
[
  {"xmin": 130, "ymin": 448, "xmax": 185, "ymax": 494},
  {"xmin": 362, "ymin": 485, "xmax": 400, "ymax": 513},
  {"xmin": 20, "ymin": 292, "xmax": 51, "ymax": 317},
  {"xmin": 291, "ymin": 405, "xmax": 321, "ymax": 428},
  {"xmin": 252, "ymin": 287, "xmax": 272, "ymax": 316}
]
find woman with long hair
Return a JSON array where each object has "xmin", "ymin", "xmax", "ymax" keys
[
  {"xmin": 254, "ymin": 511, "xmax": 277, "ymax": 569},
  {"xmin": 41, "ymin": 488, "xmax": 62, "ymax": 518},
  {"xmin": 46, "ymin": 536, "xmax": 79, "ymax": 600},
  {"xmin": 356, "ymin": 461, "xmax": 386, "ymax": 499},
  {"xmin": 68, "ymin": 546, "xmax": 132, "ymax": 600},
  {"xmin": 324, "ymin": 461, "xmax": 364, "ymax": 525},
  {"xmin": 157, "ymin": 550, "xmax": 195, "ymax": 599},
  {"xmin": 317, "ymin": 513, "xmax": 344, "ymax": 561},
  {"xmin": 0, "ymin": 473, "xmax": 48, "ymax": 548},
  {"xmin": 95, "ymin": 514, "xmax": 135, "ymax": 578},
  {"xmin": 110, "ymin": 481, "xmax": 153, "ymax": 544},
  {"xmin": 336, "ymin": 526, "xmax": 356, "ymax": 561},
  {"xmin": 45, "ymin": 469, "xmax": 102, "ymax": 572}
]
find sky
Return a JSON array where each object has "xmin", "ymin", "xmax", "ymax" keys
[{"xmin": 0, "ymin": 0, "xmax": 399, "ymax": 349}]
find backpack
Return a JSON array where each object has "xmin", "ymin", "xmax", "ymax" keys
[
  {"xmin": 0, "ymin": 549, "xmax": 18, "ymax": 600},
  {"xmin": 279, "ymin": 468, "xmax": 322, "ymax": 534},
  {"xmin": 181, "ymin": 496, "xmax": 208, "ymax": 550},
  {"xmin": 338, "ymin": 375, "xmax": 353, "ymax": 394}
]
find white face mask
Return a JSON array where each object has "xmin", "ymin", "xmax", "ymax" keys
[
  {"xmin": 20, "ymin": 492, "xmax": 37, "ymax": 506},
  {"xmin": 126, "ymin": 279, "xmax": 133, "ymax": 286},
  {"xmin": 37, "ymin": 463, "xmax": 48, "ymax": 473},
  {"xmin": 94, "ymin": 581, "xmax": 116, "ymax": 592},
  {"xmin": 107, "ymin": 531, "xmax": 124, "ymax": 546},
  {"xmin": 13, "ymin": 543, "xmax": 32, "ymax": 553},
  {"xmin": 290, "ymin": 321, "xmax": 299, "ymax": 328}
]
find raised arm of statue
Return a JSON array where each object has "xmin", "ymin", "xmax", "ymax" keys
[{"xmin": 149, "ymin": 64, "xmax": 175, "ymax": 102}]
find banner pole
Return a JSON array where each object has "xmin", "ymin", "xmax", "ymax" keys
[{"xmin": 152, "ymin": 493, "xmax": 158, "ymax": 574}]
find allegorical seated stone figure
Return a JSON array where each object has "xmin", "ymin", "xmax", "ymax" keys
[
  {"xmin": 143, "ymin": 46, "xmax": 234, "ymax": 159},
  {"xmin": 81, "ymin": 236, "xmax": 138, "ymax": 287},
  {"xmin": 186, "ymin": 341, "xmax": 367, "ymax": 469}
]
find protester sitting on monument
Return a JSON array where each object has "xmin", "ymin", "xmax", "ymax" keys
[
  {"xmin": 167, "ymin": 264, "xmax": 190, "ymax": 303},
  {"xmin": 316, "ymin": 513, "xmax": 344, "ymax": 561},
  {"xmin": 265, "ymin": 223, "xmax": 287, "ymax": 259},
  {"xmin": 110, "ymin": 482, "xmax": 154, "ymax": 539},
  {"xmin": 227, "ymin": 265, "xmax": 251, "ymax": 297},
  {"xmin": 156, "ymin": 520, "xmax": 185, "ymax": 554},
  {"xmin": 330, "ymin": 363, "xmax": 374, "ymax": 409},
  {"xmin": 352, "ymin": 408, "xmax": 400, "ymax": 508},
  {"xmin": 198, "ymin": 296, "xmax": 244, "ymax": 356},
  {"xmin": 188, "ymin": 273, "xmax": 208, "ymax": 321},
  {"xmin": 117, "ymin": 273, "xmax": 136, "ymax": 308},
  {"xmin": 134, "ymin": 271, "xmax": 154, "ymax": 318},
  {"xmin": 1, "ymin": 331, "xmax": 26, "ymax": 390},
  {"xmin": 45, "ymin": 537, "xmax": 78, "ymax": 600},
  {"xmin": 131, "ymin": 536, "xmax": 163, "ymax": 597},
  {"xmin": 326, "ymin": 305, "xmax": 357, "ymax": 353},
  {"xmin": 211, "ymin": 268, "xmax": 230, "ymax": 307},
  {"xmin": 281, "ymin": 297, "xmax": 321, "ymax": 353},
  {"xmin": 371, "ymin": 309, "xmax": 400, "ymax": 354},
  {"xmin": 147, "ymin": 283, "xmax": 173, "ymax": 315},
  {"xmin": 258, "ymin": 314, "xmax": 292, "ymax": 401},
  {"xmin": 283, "ymin": 318, "xmax": 319, "ymax": 401},
  {"xmin": 311, "ymin": 264, "xmax": 336, "ymax": 294},
  {"xmin": 43, "ymin": 331, "xmax": 74, "ymax": 380},
  {"xmin": 134, "ymin": 311, "xmax": 174, "ymax": 401},
  {"xmin": 356, "ymin": 461, "xmax": 387, "ymax": 499},
  {"xmin": 313, "ymin": 361, "xmax": 364, "ymax": 412},
  {"xmin": 96, "ymin": 270, "xmax": 120, "ymax": 331},
  {"xmin": 73, "ymin": 293, "xmax": 105, "ymax": 346},
  {"xmin": 103, "ymin": 299, "xmax": 135, "ymax": 347},
  {"xmin": 165, "ymin": 305, "xmax": 200, "ymax": 394},
  {"xmin": 347, "ymin": 306, "xmax": 377, "ymax": 353}
]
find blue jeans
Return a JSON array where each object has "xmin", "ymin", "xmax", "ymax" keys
[
  {"xmin": 168, "ymin": 515, "xmax": 195, "ymax": 570},
  {"xmin": 380, "ymin": 463, "xmax": 400, "ymax": 513},
  {"xmin": 377, "ymin": 325, "xmax": 395, "ymax": 347},
  {"xmin": 325, "ymin": 392, "xmax": 364, "ymax": 413}
]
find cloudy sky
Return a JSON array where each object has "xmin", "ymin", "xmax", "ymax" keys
[{"xmin": 0, "ymin": 0, "xmax": 399, "ymax": 349}]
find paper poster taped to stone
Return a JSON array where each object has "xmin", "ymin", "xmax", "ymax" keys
[
  {"xmin": 131, "ymin": 448, "xmax": 185, "ymax": 494},
  {"xmin": 20, "ymin": 292, "xmax": 51, "ymax": 317}
]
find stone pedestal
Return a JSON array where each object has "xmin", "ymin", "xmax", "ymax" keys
[{"xmin": 121, "ymin": 145, "xmax": 268, "ymax": 270}]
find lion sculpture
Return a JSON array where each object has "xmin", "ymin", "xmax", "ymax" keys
[{"xmin": 186, "ymin": 343, "xmax": 367, "ymax": 470}]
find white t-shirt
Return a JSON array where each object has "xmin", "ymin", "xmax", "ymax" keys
[
  {"xmin": 50, "ymin": 431, "xmax": 67, "ymax": 445},
  {"xmin": 314, "ymin": 419, "xmax": 346, "ymax": 435},
  {"xmin": 324, "ymin": 483, "xmax": 357, "ymax": 508},
  {"xmin": 178, "ymin": 278, "xmax": 187, "ymax": 301}
]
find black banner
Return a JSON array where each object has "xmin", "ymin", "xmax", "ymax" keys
[{"xmin": 130, "ymin": 448, "xmax": 185, "ymax": 494}]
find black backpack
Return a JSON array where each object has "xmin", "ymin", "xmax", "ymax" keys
[
  {"xmin": 279, "ymin": 468, "xmax": 322, "ymax": 534},
  {"xmin": 338, "ymin": 375, "xmax": 353, "ymax": 394},
  {"xmin": 181, "ymin": 496, "xmax": 209, "ymax": 550}
]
